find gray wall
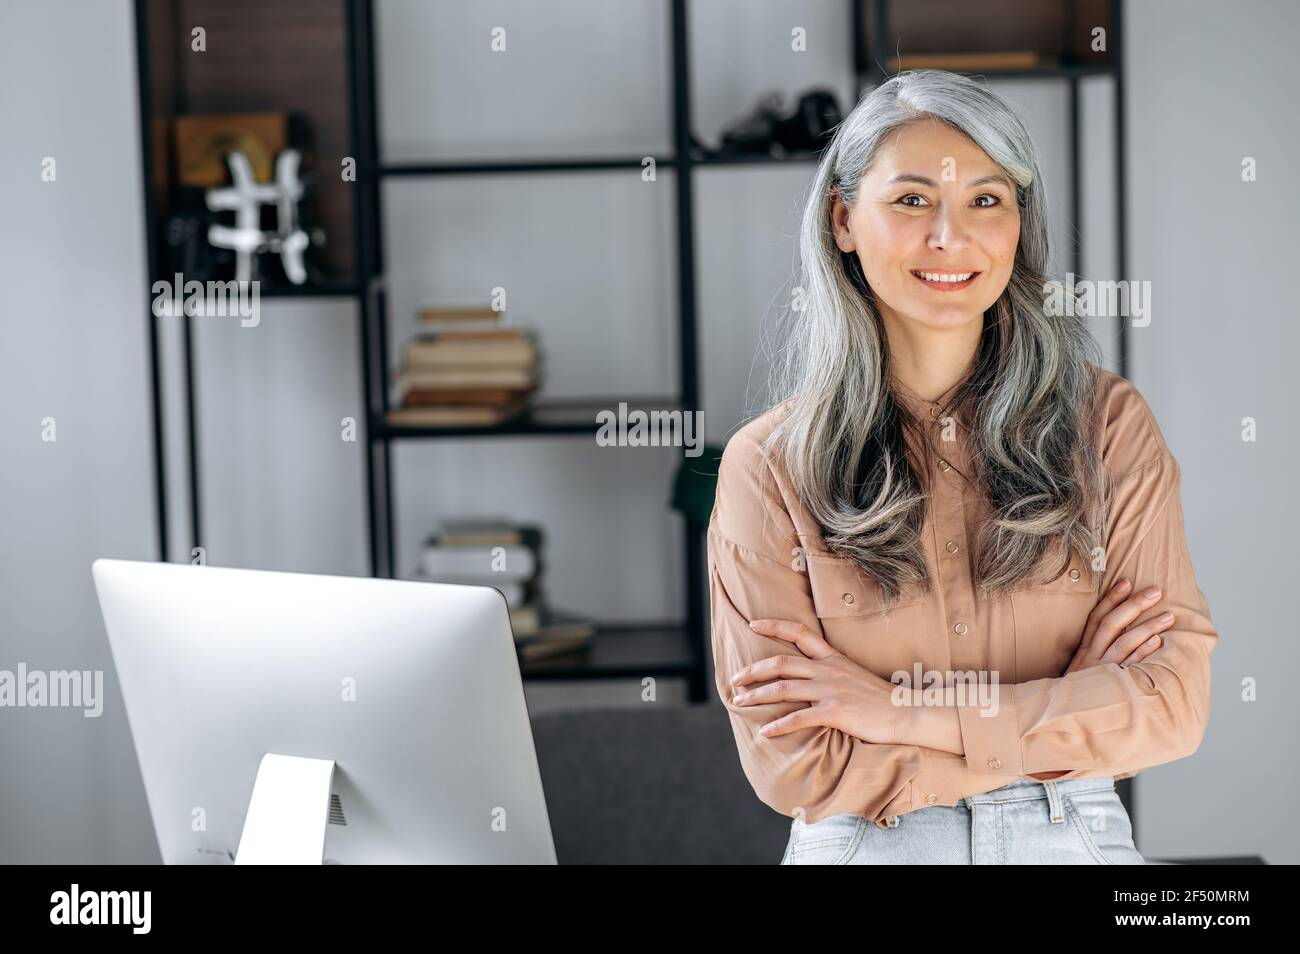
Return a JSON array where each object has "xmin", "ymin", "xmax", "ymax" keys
[
  {"xmin": 0, "ymin": 0, "xmax": 159, "ymax": 862},
  {"xmin": 1, "ymin": 0, "xmax": 1293, "ymax": 863},
  {"xmin": 1124, "ymin": 0, "xmax": 1299, "ymax": 863}
]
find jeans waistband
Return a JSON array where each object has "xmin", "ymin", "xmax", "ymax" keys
[{"xmin": 964, "ymin": 775, "xmax": 1115, "ymax": 807}]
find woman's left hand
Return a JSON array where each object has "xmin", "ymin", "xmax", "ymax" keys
[{"xmin": 731, "ymin": 617, "xmax": 914, "ymax": 744}]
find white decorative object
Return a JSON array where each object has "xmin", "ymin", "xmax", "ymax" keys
[{"xmin": 206, "ymin": 149, "xmax": 310, "ymax": 284}]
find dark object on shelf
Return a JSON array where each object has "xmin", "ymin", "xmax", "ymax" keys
[
  {"xmin": 860, "ymin": 0, "xmax": 1114, "ymax": 72},
  {"xmin": 519, "ymin": 622, "xmax": 694, "ymax": 681},
  {"xmin": 890, "ymin": 51, "xmax": 1051, "ymax": 72},
  {"xmin": 174, "ymin": 111, "xmax": 303, "ymax": 188},
  {"xmin": 716, "ymin": 88, "xmax": 842, "ymax": 158},
  {"xmin": 515, "ymin": 605, "xmax": 597, "ymax": 663},
  {"xmin": 670, "ymin": 445, "xmax": 724, "ymax": 526}
]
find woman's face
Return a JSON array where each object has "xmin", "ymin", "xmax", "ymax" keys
[{"xmin": 831, "ymin": 118, "xmax": 1021, "ymax": 334}]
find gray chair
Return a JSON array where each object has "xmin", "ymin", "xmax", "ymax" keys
[
  {"xmin": 530, "ymin": 705, "xmax": 1267, "ymax": 864},
  {"xmin": 530, "ymin": 703, "xmax": 791, "ymax": 864}
]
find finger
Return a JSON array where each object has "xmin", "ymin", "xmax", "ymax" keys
[
  {"xmin": 1093, "ymin": 586, "xmax": 1163, "ymax": 653},
  {"xmin": 1100, "ymin": 612, "xmax": 1175, "ymax": 666},
  {"xmin": 749, "ymin": 618, "xmax": 838, "ymax": 660},
  {"xmin": 1082, "ymin": 578, "xmax": 1132, "ymax": 641},
  {"xmin": 1118, "ymin": 634, "xmax": 1164, "ymax": 669},
  {"xmin": 734, "ymin": 677, "xmax": 822, "ymax": 708},
  {"xmin": 731, "ymin": 653, "xmax": 819, "ymax": 687},
  {"xmin": 759, "ymin": 704, "xmax": 822, "ymax": 738}
]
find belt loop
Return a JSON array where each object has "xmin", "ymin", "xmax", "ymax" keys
[{"xmin": 1044, "ymin": 780, "xmax": 1064, "ymax": 823}]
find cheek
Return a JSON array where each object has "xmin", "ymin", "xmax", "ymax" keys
[
  {"xmin": 990, "ymin": 218, "xmax": 1021, "ymax": 272},
  {"xmin": 856, "ymin": 216, "xmax": 923, "ymax": 287}
]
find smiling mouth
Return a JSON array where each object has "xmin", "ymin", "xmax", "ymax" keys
[{"xmin": 911, "ymin": 270, "xmax": 979, "ymax": 290}]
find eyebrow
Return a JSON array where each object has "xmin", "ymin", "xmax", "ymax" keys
[{"xmin": 886, "ymin": 173, "xmax": 1014, "ymax": 190}]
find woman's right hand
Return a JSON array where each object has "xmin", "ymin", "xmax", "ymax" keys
[{"xmin": 1065, "ymin": 578, "xmax": 1175, "ymax": 674}]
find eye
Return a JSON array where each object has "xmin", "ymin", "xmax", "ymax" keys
[
  {"xmin": 973, "ymin": 194, "xmax": 1002, "ymax": 208},
  {"xmin": 897, "ymin": 194, "xmax": 928, "ymax": 208}
]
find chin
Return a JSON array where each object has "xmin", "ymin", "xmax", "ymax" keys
[{"xmin": 908, "ymin": 306, "xmax": 986, "ymax": 330}]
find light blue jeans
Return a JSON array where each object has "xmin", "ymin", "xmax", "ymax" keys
[{"xmin": 780, "ymin": 776, "xmax": 1145, "ymax": 864}]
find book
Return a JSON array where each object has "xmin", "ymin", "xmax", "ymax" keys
[
  {"xmin": 509, "ymin": 602, "xmax": 541, "ymax": 635},
  {"xmin": 394, "ymin": 367, "xmax": 537, "ymax": 391},
  {"xmin": 402, "ymin": 341, "xmax": 538, "ymax": 368},
  {"xmin": 512, "ymin": 605, "xmax": 596, "ymax": 643},
  {"xmin": 417, "ymin": 543, "xmax": 537, "ymax": 581},
  {"xmin": 418, "ymin": 306, "xmax": 502, "ymax": 323},
  {"xmin": 430, "ymin": 518, "xmax": 524, "ymax": 546},
  {"xmin": 888, "ymin": 51, "xmax": 1049, "ymax": 72},
  {"xmin": 385, "ymin": 396, "xmax": 530, "ymax": 427},
  {"xmin": 402, "ymin": 387, "xmax": 533, "ymax": 407},
  {"xmin": 418, "ymin": 540, "xmax": 535, "ymax": 579},
  {"xmin": 416, "ymin": 327, "xmax": 524, "ymax": 342},
  {"xmin": 519, "ymin": 636, "xmax": 591, "ymax": 664}
]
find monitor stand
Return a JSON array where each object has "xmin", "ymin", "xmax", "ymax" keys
[{"xmin": 235, "ymin": 753, "xmax": 336, "ymax": 864}]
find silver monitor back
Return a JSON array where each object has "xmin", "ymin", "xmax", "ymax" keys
[{"xmin": 91, "ymin": 558, "xmax": 557, "ymax": 864}]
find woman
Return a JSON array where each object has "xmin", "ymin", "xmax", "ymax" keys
[{"xmin": 708, "ymin": 70, "xmax": 1217, "ymax": 865}]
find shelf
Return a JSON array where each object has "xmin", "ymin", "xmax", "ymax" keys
[
  {"xmin": 258, "ymin": 280, "xmax": 361, "ymax": 298},
  {"xmin": 371, "ymin": 147, "xmax": 827, "ymax": 177},
  {"xmin": 375, "ymin": 155, "xmax": 671, "ymax": 176},
  {"xmin": 137, "ymin": 0, "xmax": 358, "ymax": 280},
  {"xmin": 861, "ymin": 0, "xmax": 1116, "ymax": 86},
  {"xmin": 374, "ymin": 396, "xmax": 687, "ymax": 440},
  {"xmin": 519, "ymin": 621, "xmax": 696, "ymax": 681},
  {"xmin": 873, "ymin": 62, "xmax": 1116, "ymax": 82},
  {"xmin": 691, "ymin": 148, "xmax": 826, "ymax": 166}
]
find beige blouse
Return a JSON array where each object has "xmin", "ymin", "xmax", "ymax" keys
[{"xmin": 707, "ymin": 367, "xmax": 1217, "ymax": 827}]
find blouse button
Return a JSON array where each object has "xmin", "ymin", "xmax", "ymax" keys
[
  {"xmin": 953, "ymin": 622, "xmax": 968, "ymax": 636},
  {"xmin": 842, "ymin": 593, "xmax": 854, "ymax": 605},
  {"xmin": 925, "ymin": 793, "xmax": 938, "ymax": 804},
  {"xmin": 945, "ymin": 540, "xmax": 959, "ymax": 554},
  {"xmin": 938, "ymin": 459, "xmax": 952, "ymax": 472},
  {"xmin": 988, "ymin": 757, "xmax": 1002, "ymax": 770},
  {"xmin": 929, "ymin": 406, "xmax": 940, "ymax": 419},
  {"xmin": 1069, "ymin": 568, "xmax": 1081, "ymax": 581}
]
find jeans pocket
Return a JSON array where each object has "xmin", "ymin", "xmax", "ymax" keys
[
  {"xmin": 781, "ymin": 812, "xmax": 867, "ymax": 865},
  {"xmin": 1062, "ymin": 788, "xmax": 1144, "ymax": 865}
]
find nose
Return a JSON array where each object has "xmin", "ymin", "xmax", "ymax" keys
[{"xmin": 927, "ymin": 202, "xmax": 971, "ymax": 251}]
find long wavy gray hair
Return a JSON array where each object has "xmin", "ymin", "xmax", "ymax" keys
[{"xmin": 762, "ymin": 69, "xmax": 1111, "ymax": 612}]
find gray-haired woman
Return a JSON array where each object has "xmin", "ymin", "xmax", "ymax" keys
[{"xmin": 709, "ymin": 70, "xmax": 1216, "ymax": 864}]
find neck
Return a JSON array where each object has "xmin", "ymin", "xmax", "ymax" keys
[{"xmin": 881, "ymin": 311, "xmax": 982, "ymax": 402}]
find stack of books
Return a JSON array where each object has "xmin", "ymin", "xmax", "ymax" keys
[
  {"xmin": 410, "ymin": 518, "xmax": 594, "ymax": 664},
  {"xmin": 387, "ymin": 306, "xmax": 540, "ymax": 427}
]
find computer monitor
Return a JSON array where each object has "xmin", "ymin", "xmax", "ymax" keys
[{"xmin": 91, "ymin": 558, "xmax": 557, "ymax": 864}]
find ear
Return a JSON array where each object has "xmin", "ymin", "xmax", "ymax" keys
[{"xmin": 828, "ymin": 189, "xmax": 855, "ymax": 252}]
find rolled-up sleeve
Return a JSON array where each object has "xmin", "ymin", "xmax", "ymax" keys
[
  {"xmin": 708, "ymin": 430, "xmax": 932, "ymax": 823},
  {"xmin": 956, "ymin": 451, "xmax": 1217, "ymax": 780}
]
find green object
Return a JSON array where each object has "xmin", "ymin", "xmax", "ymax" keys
[{"xmin": 670, "ymin": 444, "xmax": 725, "ymax": 525}]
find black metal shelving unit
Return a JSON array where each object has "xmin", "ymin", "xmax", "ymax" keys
[{"xmin": 135, "ymin": 0, "xmax": 1129, "ymax": 715}]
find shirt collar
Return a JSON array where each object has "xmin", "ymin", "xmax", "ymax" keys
[
  {"xmin": 890, "ymin": 372, "xmax": 974, "ymax": 482},
  {"xmin": 891, "ymin": 372, "xmax": 968, "ymax": 427}
]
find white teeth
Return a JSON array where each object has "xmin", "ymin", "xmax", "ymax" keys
[{"xmin": 914, "ymin": 271, "xmax": 974, "ymax": 283}]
